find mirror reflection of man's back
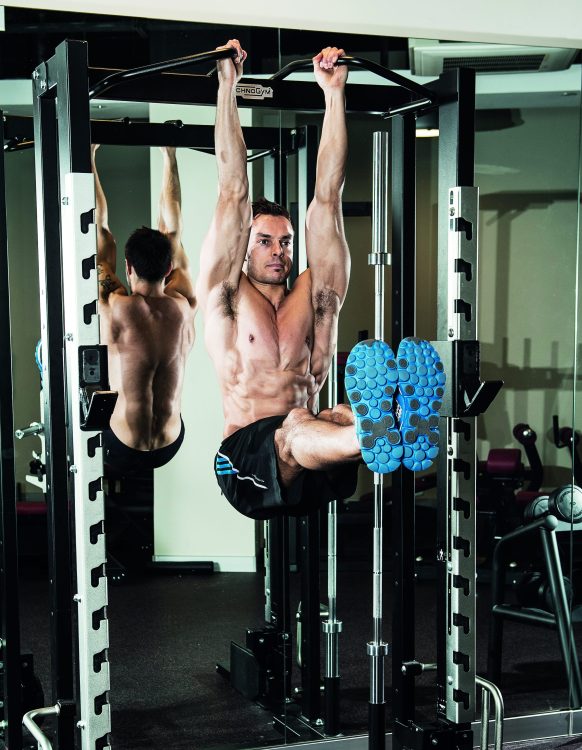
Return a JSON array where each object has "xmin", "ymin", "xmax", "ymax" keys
[{"xmin": 93, "ymin": 145, "xmax": 196, "ymax": 474}]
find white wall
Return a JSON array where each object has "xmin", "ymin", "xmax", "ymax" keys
[
  {"xmin": 149, "ymin": 104, "xmax": 257, "ymax": 572},
  {"xmin": 5, "ymin": 0, "xmax": 582, "ymax": 47},
  {"xmin": 5, "ymin": 148, "xmax": 42, "ymax": 495}
]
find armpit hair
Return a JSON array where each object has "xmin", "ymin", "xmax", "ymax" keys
[
  {"xmin": 221, "ymin": 282, "xmax": 238, "ymax": 320},
  {"xmin": 314, "ymin": 289, "xmax": 340, "ymax": 326}
]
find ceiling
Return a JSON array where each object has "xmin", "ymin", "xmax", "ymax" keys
[{"xmin": 0, "ymin": 7, "xmax": 580, "ymax": 120}]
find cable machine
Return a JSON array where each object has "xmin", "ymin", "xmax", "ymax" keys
[{"xmin": 0, "ymin": 36, "xmax": 502, "ymax": 750}]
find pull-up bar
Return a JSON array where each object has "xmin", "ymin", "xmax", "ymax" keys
[
  {"xmin": 89, "ymin": 46, "xmax": 237, "ymax": 100},
  {"xmin": 89, "ymin": 46, "xmax": 435, "ymax": 118},
  {"xmin": 270, "ymin": 55, "xmax": 434, "ymax": 116}
]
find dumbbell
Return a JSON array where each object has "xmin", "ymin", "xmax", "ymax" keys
[
  {"xmin": 523, "ymin": 485, "xmax": 582, "ymax": 524},
  {"xmin": 515, "ymin": 570, "xmax": 573, "ymax": 613}
]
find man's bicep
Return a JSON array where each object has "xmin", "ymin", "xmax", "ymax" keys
[
  {"xmin": 197, "ymin": 201, "xmax": 250, "ymax": 307},
  {"xmin": 305, "ymin": 201, "xmax": 350, "ymax": 304}
]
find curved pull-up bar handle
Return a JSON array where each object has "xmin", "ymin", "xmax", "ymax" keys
[
  {"xmin": 270, "ymin": 55, "xmax": 433, "ymax": 105},
  {"xmin": 89, "ymin": 46, "xmax": 237, "ymax": 100}
]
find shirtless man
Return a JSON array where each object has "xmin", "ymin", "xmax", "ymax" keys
[
  {"xmin": 198, "ymin": 41, "xmax": 445, "ymax": 519},
  {"xmin": 93, "ymin": 145, "xmax": 195, "ymax": 474}
]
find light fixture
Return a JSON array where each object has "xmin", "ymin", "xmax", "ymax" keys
[{"xmin": 416, "ymin": 128, "xmax": 439, "ymax": 138}]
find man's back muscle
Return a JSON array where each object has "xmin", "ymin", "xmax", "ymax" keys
[{"xmin": 101, "ymin": 294, "xmax": 194, "ymax": 450}]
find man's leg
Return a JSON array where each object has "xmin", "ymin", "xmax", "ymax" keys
[{"xmin": 274, "ymin": 407, "xmax": 361, "ymax": 487}]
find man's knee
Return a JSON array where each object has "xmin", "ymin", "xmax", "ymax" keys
[
  {"xmin": 317, "ymin": 403, "xmax": 354, "ymax": 426},
  {"xmin": 275, "ymin": 408, "xmax": 315, "ymax": 464}
]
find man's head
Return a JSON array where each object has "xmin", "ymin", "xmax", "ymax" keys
[
  {"xmin": 125, "ymin": 227, "xmax": 172, "ymax": 288},
  {"xmin": 246, "ymin": 198, "xmax": 294, "ymax": 286}
]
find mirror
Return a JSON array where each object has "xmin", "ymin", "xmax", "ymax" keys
[{"xmin": 2, "ymin": 8, "xmax": 582, "ymax": 749}]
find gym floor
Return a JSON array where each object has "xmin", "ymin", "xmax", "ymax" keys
[{"xmin": 17, "ymin": 556, "xmax": 582, "ymax": 750}]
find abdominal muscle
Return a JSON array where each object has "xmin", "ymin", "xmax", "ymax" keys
[{"xmin": 221, "ymin": 352, "xmax": 318, "ymax": 438}]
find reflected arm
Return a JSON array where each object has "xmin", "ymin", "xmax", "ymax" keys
[
  {"xmin": 91, "ymin": 145, "xmax": 127, "ymax": 301},
  {"xmin": 158, "ymin": 147, "xmax": 195, "ymax": 304}
]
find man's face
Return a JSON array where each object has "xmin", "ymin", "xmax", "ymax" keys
[{"xmin": 246, "ymin": 214, "xmax": 294, "ymax": 286}]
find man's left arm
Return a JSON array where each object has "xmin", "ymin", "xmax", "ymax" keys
[
  {"xmin": 306, "ymin": 47, "xmax": 349, "ymax": 378},
  {"xmin": 158, "ymin": 146, "xmax": 196, "ymax": 307}
]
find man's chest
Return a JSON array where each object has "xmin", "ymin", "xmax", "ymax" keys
[{"xmin": 235, "ymin": 295, "xmax": 314, "ymax": 363}]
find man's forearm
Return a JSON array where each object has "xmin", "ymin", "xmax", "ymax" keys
[
  {"xmin": 315, "ymin": 89, "xmax": 347, "ymax": 203},
  {"xmin": 215, "ymin": 84, "xmax": 248, "ymax": 198}
]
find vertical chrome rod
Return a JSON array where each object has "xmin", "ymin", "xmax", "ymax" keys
[
  {"xmin": 368, "ymin": 131, "xmax": 391, "ymax": 749},
  {"xmin": 324, "ymin": 353, "xmax": 342, "ymax": 734},
  {"xmin": 476, "ymin": 675, "xmax": 504, "ymax": 750}
]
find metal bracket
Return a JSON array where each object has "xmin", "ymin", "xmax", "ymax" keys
[
  {"xmin": 368, "ymin": 251, "xmax": 391, "ymax": 266},
  {"xmin": 78, "ymin": 345, "xmax": 117, "ymax": 430},
  {"xmin": 430, "ymin": 339, "xmax": 502, "ymax": 418}
]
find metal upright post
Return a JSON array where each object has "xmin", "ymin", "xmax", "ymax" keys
[
  {"xmin": 0, "ymin": 111, "xmax": 24, "ymax": 750},
  {"xmin": 367, "ymin": 130, "xmax": 392, "ymax": 750},
  {"xmin": 33, "ymin": 38, "xmax": 112, "ymax": 750},
  {"xmin": 389, "ymin": 115, "xmax": 417, "ymax": 742},
  {"xmin": 55, "ymin": 39, "xmax": 111, "ymax": 750},
  {"xmin": 434, "ymin": 68, "xmax": 477, "ymax": 744},
  {"xmin": 33, "ymin": 51, "xmax": 77, "ymax": 750},
  {"xmin": 296, "ymin": 124, "xmax": 323, "ymax": 728}
]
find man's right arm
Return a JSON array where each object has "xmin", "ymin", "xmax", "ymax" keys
[
  {"xmin": 196, "ymin": 39, "xmax": 252, "ymax": 314},
  {"xmin": 91, "ymin": 144, "xmax": 128, "ymax": 302}
]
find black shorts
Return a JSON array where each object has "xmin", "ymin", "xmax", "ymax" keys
[
  {"xmin": 214, "ymin": 415, "xmax": 360, "ymax": 520},
  {"xmin": 102, "ymin": 418, "xmax": 185, "ymax": 475}
]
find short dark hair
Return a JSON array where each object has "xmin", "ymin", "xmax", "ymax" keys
[
  {"xmin": 125, "ymin": 227, "xmax": 172, "ymax": 283},
  {"xmin": 252, "ymin": 197, "xmax": 292, "ymax": 225}
]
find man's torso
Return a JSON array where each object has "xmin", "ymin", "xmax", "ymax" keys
[
  {"xmin": 205, "ymin": 270, "xmax": 338, "ymax": 437},
  {"xmin": 100, "ymin": 293, "xmax": 194, "ymax": 450}
]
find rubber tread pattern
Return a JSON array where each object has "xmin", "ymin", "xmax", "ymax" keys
[
  {"xmin": 396, "ymin": 337, "xmax": 445, "ymax": 471},
  {"xmin": 345, "ymin": 339, "xmax": 402, "ymax": 474}
]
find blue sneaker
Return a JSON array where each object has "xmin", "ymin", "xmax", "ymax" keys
[
  {"xmin": 395, "ymin": 337, "xmax": 445, "ymax": 471},
  {"xmin": 345, "ymin": 339, "xmax": 403, "ymax": 474}
]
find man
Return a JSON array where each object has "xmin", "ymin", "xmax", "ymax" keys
[
  {"xmin": 197, "ymin": 41, "xmax": 444, "ymax": 519},
  {"xmin": 92, "ymin": 144, "xmax": 196, "ymax": 473}
]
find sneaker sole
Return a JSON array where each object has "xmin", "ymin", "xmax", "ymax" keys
[
  {"xmin": 345, "ymin": 339, "xmax": 403, "ymax": 474},
  {"xmin": 396, "ymin": 337, "xmax": 445, "ymax": 472}
]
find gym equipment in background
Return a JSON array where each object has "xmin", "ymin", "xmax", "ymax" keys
[{"xmin": 487, "ymin": 484, "xmax": 582, "ymax": 705}]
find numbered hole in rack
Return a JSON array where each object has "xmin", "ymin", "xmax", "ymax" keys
[
  {"xmin": 90, "ymin": 521, "xmax": 104, "ymax": 544},
  {"xmin": 87, "ymin": 434, "xmax": 101, "ymax": 458},
  {"xmin": 93, "ymin": 649, "xmax": 108, "ymax": 673},
  {"xmin": 94, "ymin": 691, "xmax": 108, "ymax": 715},
  {"xmin": 92, "ymin": 606, "xmax": 107, "ymax": 631},
  {"xmin": 453, "ymin": 651, "xmax": 470, "ymax": 672},
  {"xmin": 89, "ymin": 478, "xmax": 102, "ymax": 501},
  {"xmin": 91, "ymin": 564, "xmax": 106, "ymax": 588}
]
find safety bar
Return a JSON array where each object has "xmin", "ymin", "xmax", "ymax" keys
[
  {"xmin": 270, "ymin": 55, "xmax": 434, "ymax": 116},
  {"xmin": 22, "ymin": 704, "xmax": 60, "ymax": 750},
  {"xmin": 246, "ymin": 148, "xmax": 277, "ymax": 163},
  {"xmin": 15, "ymin": 421, "xmax": 43, "ymax": 439},
  {"xmin": 493, "ymin": 513, "xmax": 558, "ymax": 560},
  {"xmin": 4, "ymin": 137, "xmax": 34, "ymax": 152},
  {"xmin": 476, "ymin": 675, "xmax": 504, "ymax": 750},
  {"xmin": 89, "ymin": 46, "xmax": 237, "ymax": 100}
]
